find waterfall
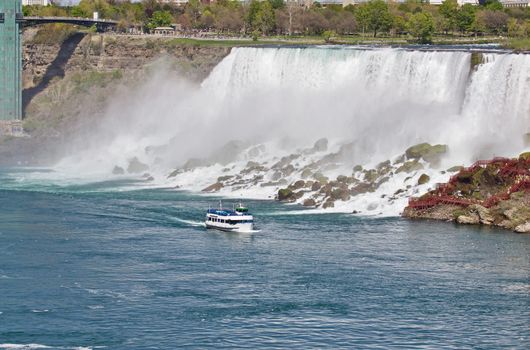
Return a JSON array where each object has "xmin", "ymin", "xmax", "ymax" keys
[
  {"xmin": 49, "ymin": 46, "xmax": 530, "ymax": 215},
  {"xmin": 201, "ymin": 47, "xmax": 530, "ymax": 163}
]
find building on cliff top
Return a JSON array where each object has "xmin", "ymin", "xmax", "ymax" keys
[{"xmin": 22, "ymin": 0, "xmax": 51, "ymax": 6}]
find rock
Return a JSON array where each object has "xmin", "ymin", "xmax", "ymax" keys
[
  {"xmin": 323, "ymin": 199, "xmax": 335, "ymax": 209},
  {"xmin": 405, "ymin": 143, "xmax": 447, "ymax": 164},
  {"xmin": 272, "ymin": 171, "xmax": 282, "ymax": 181},
  {"xmin": 514, "ymin": 222, "xmax": 530, "ymax": 233},
  {"xmin": 289, "ymin": 180, "xmax": 305, "ymax": 190},
  {"xmin": 217, "ymin": 175, "xmax": 233, "ymax": 182},
  {"xmin": 519, "ymin": 151, "xmax": 530, "ymax": 161},
  {"xmin": 278, "ymin": 188, "xmax": 294, "ymax": 201},
  {"xmin": 313, "ymin": 138, "xmax": 328, "ymax": 152},
  {"xmin": 127, "ymin": 157, "xmax": 149, "ymax": 174},
  {"xmin": 394, "ymin": 188, "xmax": 406, "ymax": 196},
  {"xmin": 112, "ymin": 166, "xmax": 125, "ymax": 175},
  {"xmin": 272, "ymin": 154, "xmax": 299, "ymax": 169},
  {"xmin": 470, "ymin": 204, "xmax": 494, "ymax": 225},
  {"xmin": 457, "ymin": 213, "xmax": 480, "ymax": 225},
  {"xmin": 331, "ymin": 187, "xmax": 350, "ymax": 201},
  {"xmin": 336, "ymin": 175, "xmax": 349, "ymax": 183},
  {"xmin": 353, "ymin": 165, "xmax": 363, "ymax": 172},
  {"xmin": 260, "ymin": 180, "xmax": 288, "ymax": 187},
  {"xmin": 240, "ymin": 162, "xmax": 267, "ymax": 174},
  {"xmin": 311, "ymin": 181, "xmax": 322, "ymax": 191},
  {"xmin": 447, "ymin": 165, "xmax": 463, "ymax": 173},
  {"xmin": 168, "ymin": 169, "xmax": 181, "ymax": 178},
  {"xmin": 202, "ymin": 182, "xmax": 223, "ymax": 192},
  {"xmin": 396, "ymin": 160, "xmax": 423, "ymax": 173},
  {"xmin": 350, "ymin": 183, "xmax": 374, "ymax": 195},
  {"xmin": 301, "ymin": 168, "xmax": 313, "ymax": 179},
  {"xmin": 281, "ymin": 164, "xmax": 296, "ymax": 176},
  {"xmin": 303, "ymin": 198, "xmax": 316, "ymax": 207},
  {"xmin": 503, "ymin": 207, "xmax": 518, "ymax": 221},
  {"xmin": 313, "ymin": 172, "xmax": 329, "ymax": 184},
  {"xmin": 352, "ymin": 210, "xmax": 360, "ymax": 214},
  {"xmin": 363, "ymin": 169, "xmax": 378, "ymax": 183},
  {"xmin": 417, "ymin": 174, "xmax": 430, "ymax": 185}
]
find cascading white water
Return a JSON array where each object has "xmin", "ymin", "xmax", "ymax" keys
[
  {"xmin": 200, "ymin": 47, "xmax": 473, "ymax": 163},
  {"xmin": 49, "ymin": 47, "xmax": 530, "ymax": 215}
]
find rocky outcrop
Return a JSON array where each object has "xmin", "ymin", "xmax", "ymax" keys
[{"xmin": 403, "ymin": 154, "xmax": 530, "ymax": 233}]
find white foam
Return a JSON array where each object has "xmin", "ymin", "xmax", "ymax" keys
[{"xmin": 5, "ymin": 47, "xmax": 530, "ymax": 217}]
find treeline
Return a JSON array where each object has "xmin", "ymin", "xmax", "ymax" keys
[{"xmin": 24, "ymin": 0, "xmax": 530, "ymax": 42}]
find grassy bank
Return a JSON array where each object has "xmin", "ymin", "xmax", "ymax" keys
[
  {"xmin": 147, "ymin": 34, "xmax": 506, "ymax": 49},
  {"xmin": 502, "ymin": 38, "xmax": 530, "ymax": 52}
]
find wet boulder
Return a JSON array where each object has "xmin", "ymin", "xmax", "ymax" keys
[
  {"xmin": 202, "ymin": 182, "xmax": 223, "ymax": 192},
  {"xmin": 331, "ymin": 187, "xmax": 350, "ymax": 201},
  {"xmin": 311, "ymin": 181, "xmax": 322, "ymax": 191},
  {"xmin": 301, "ymin": 168, "xmax": 313, "ymax": 179},
  {"xmin": 323, "ymin": 199, "xmax": 335, "ymax": 209},
  {"xmin": 447, "ymin": 165, "xmax": 463, "ymax": 173},
  {"xmin": 289, "ymin": 180, "xmax": 305, "ymax": 190},
  {"xmin": 127, "ymin": 157, "xmax": 149, "ymax": 174},
  {"xmin": 405, "ymin": 143, "xmax": 447, "ymax": 165},
  {"xmin": 519, "ymin": 151, "xmax": 530, "ymax": 161},
  {"xmin": 278, "ymin": 188, "xmax": 295, "ymax": 201},
  {"xmin": 396, "ymin": 160, "xmax": 423, "ymax": 174},
  {"xmin": 303, "ymin": 198, "xmax": 317, "ymax": 207},
  {"xmin": 457, "ymin": 213, "xmax": 480, "ymax": 225},
  {"xmin": 417, "ymin": 174, "xmax": 430, "ymax": 185},
  {"xmin": 515, "ymin": 221, "xmax": 530, "ymax": 233}
]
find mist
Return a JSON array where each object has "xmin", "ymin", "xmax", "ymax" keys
[{"xmin": 49, "ymin": 47, "xmax": 530, "ymax": 213}]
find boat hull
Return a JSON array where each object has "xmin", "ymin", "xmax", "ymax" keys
[{"xmin": 205, "ymin": 222, "xmax": 253, "ymax": 232}]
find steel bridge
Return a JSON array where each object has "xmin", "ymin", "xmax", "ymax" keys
[{"xmin": 0, "ymin": 0, "xmax": 117, "ymax": 135}]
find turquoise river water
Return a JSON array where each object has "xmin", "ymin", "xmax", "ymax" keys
[{"xmin": 0, "ymin": 168, "xmax": 528, "ymax": 349}]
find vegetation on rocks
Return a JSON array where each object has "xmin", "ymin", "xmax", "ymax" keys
[{"xmin": 403, "ymin": 153, "xmax": 530, "ymax": 233}]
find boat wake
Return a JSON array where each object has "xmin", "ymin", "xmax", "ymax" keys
[{"xmin": 170, "ymin": 217, "xmax": 206, "ymax": 228}]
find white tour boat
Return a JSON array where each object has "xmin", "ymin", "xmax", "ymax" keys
[{"xmin": 205, "ymin": 203, "xmax": 254, "ymax": 232}]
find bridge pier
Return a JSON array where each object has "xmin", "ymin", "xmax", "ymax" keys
[{"xmin": 0, "ymin": 0, "xmax": 23, "ymax": 136}]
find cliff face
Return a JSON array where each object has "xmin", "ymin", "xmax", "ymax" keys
[
  {"xmin": 0, "ymin": 31, "xmax": 230, "ymax": 165},
  {"xmin": 403, "ymin": 154, "xmax": 530, "ymax": 233},
  {"xmin": 22, "ymin": 33, "xmax": 231, "ymax": 90}
]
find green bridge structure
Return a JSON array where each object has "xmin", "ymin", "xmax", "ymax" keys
[{"xmin": 0, "ymin": 0, "xmax": 117, "ymax": 135}]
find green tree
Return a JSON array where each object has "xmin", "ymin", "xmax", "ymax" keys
[
  {"xmin": 147, "ymin": 10, "xmax": 173, "ymax": 31},
  {"xmin": 439, "ymin": 0, "xmax": 458, "ymax": 34},
  {"xmin": 407, "ymin": 11, "xmax": 435, "ymax": 43},
  {"xmin": 483, "ymin": 0, "xmax": 504, "ymax": 11},
  {"xmin": 456, "ymin": 4, "xmax": 476, "ymax": 34},
  {"xmin": 355, "ymin": 0, "xmax": 393, "ymax": 37},
  {"xmin": 255, "ymin": 0, "xmax": 275, "ymax": 34},
  {"xmin": 247, "ymin": 0, "xmax": 275, "ymax": 34},
  {"xmin": 268, "ymin": 0, "xmax": 285, "ymax": 10},
  {"xmin": 322, "ymin": 29, "xmax": 336, "ymax": 43}
]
